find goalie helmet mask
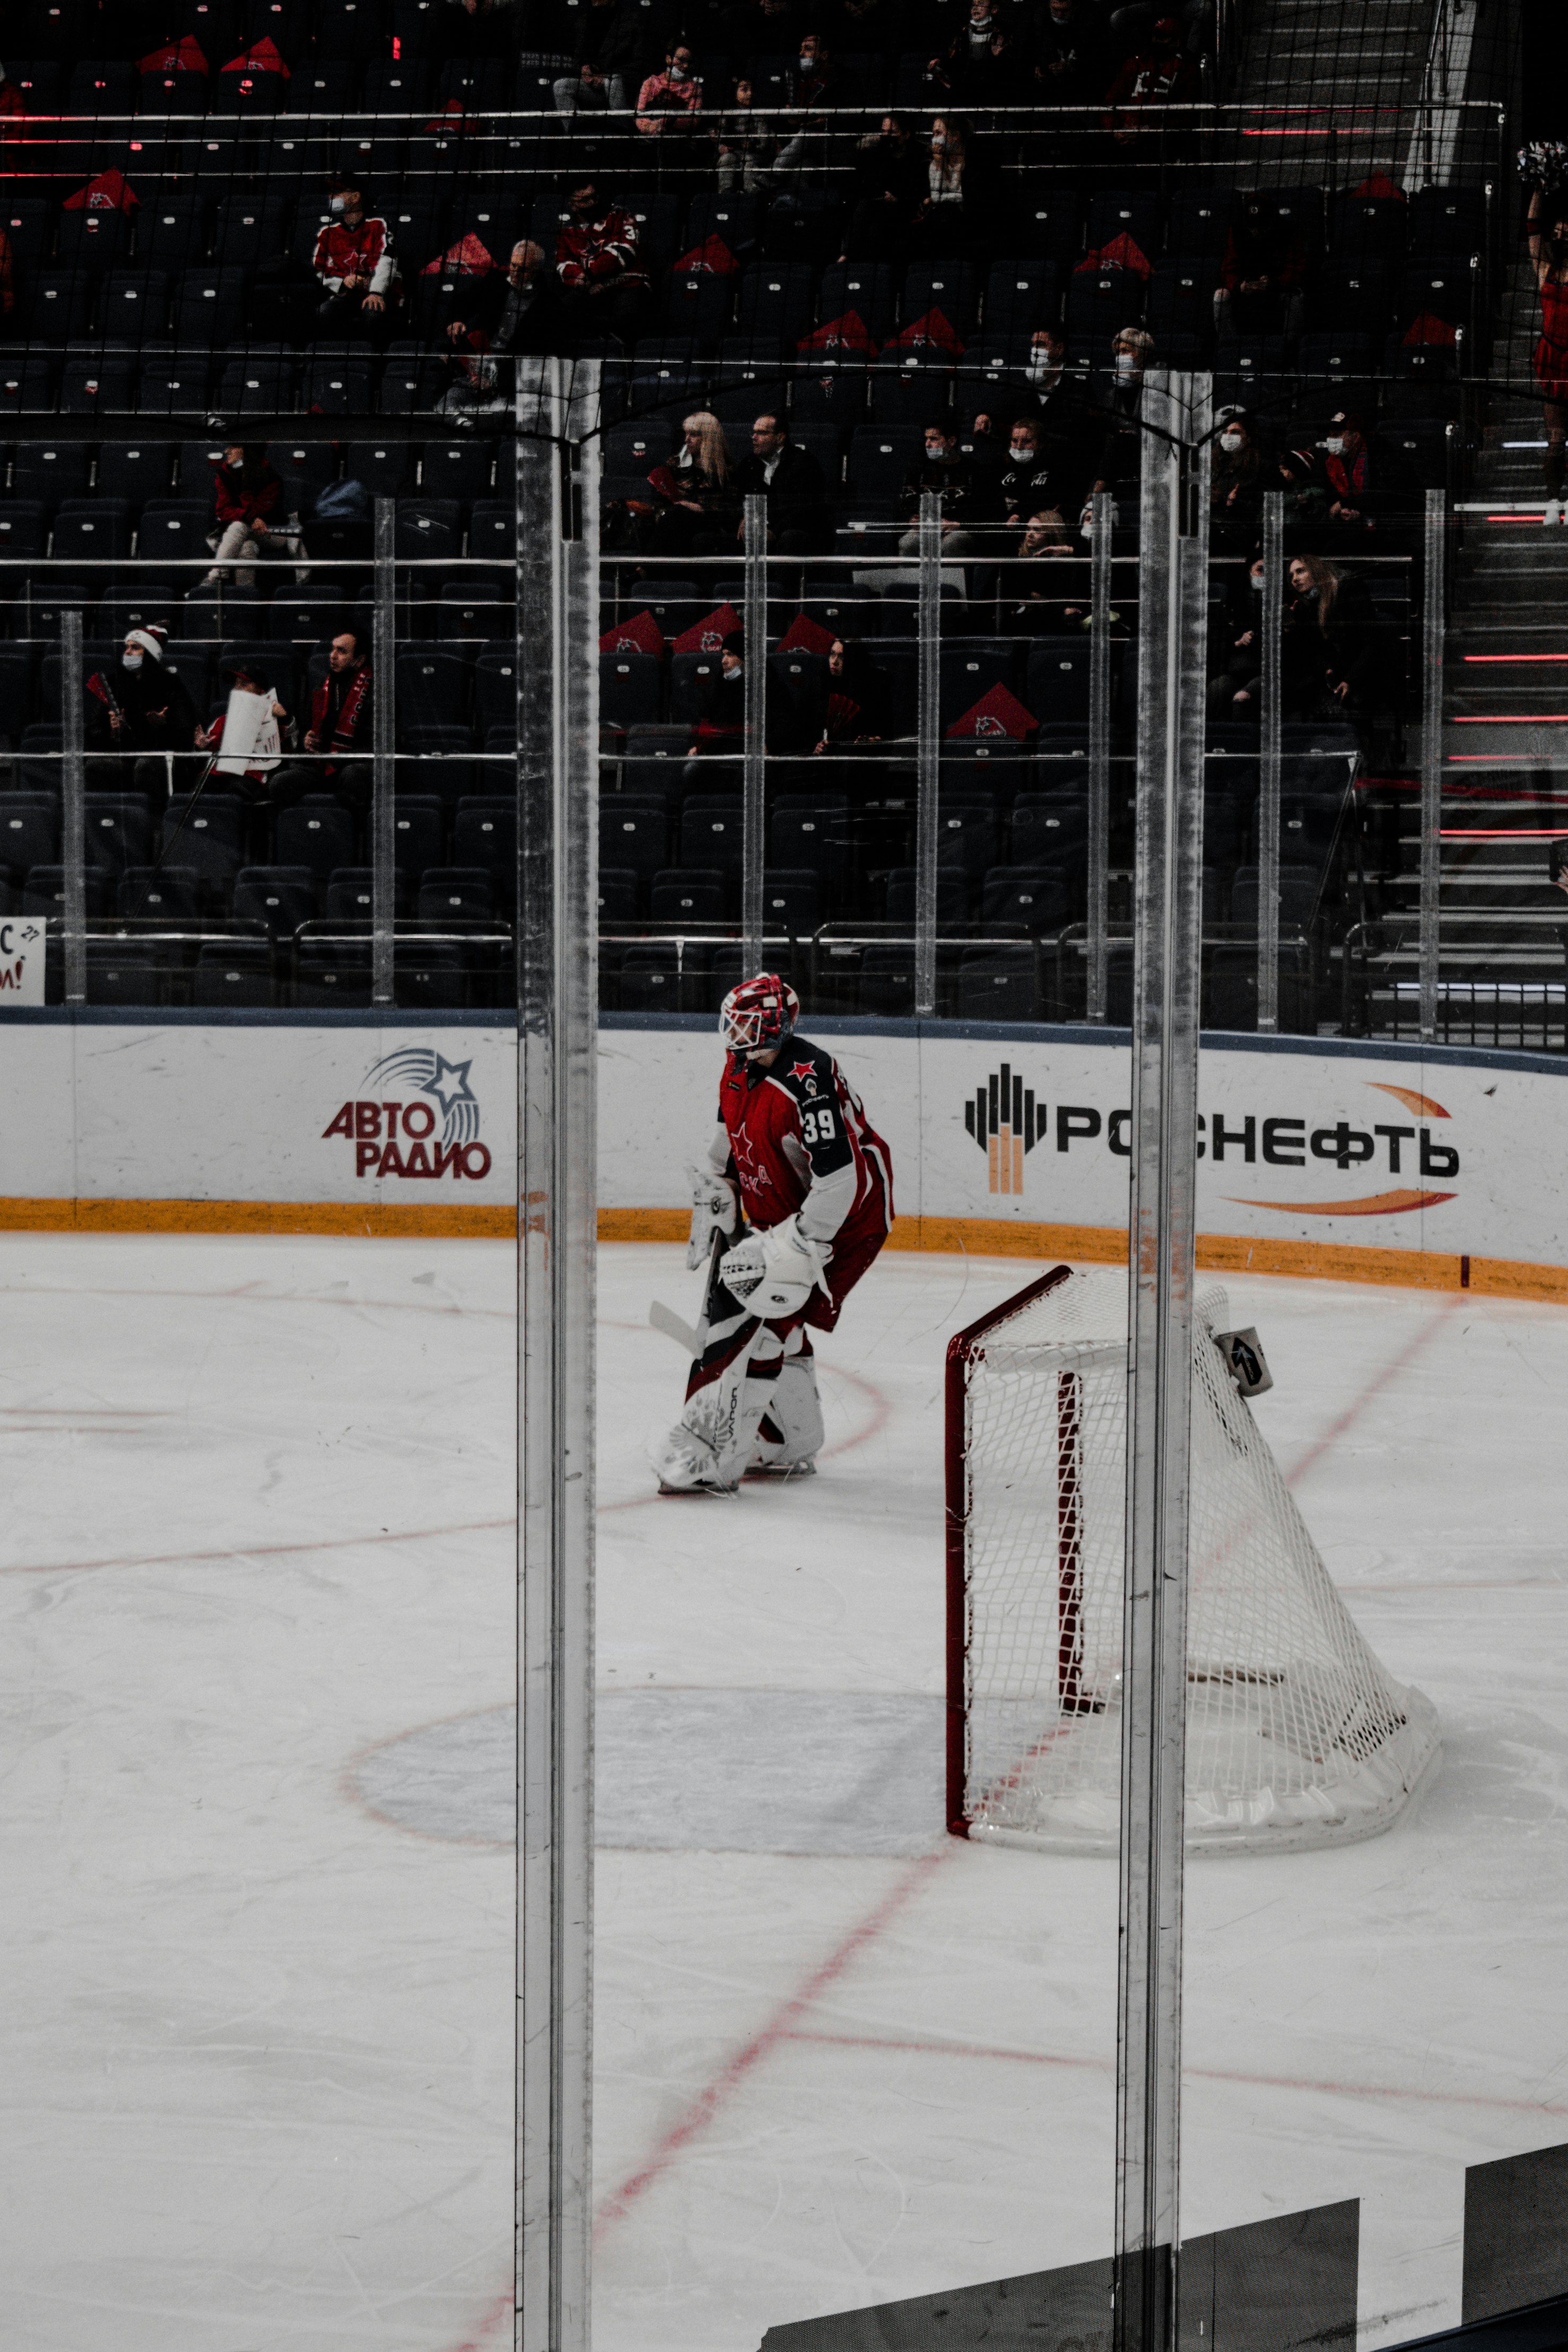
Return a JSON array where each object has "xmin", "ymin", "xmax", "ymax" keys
[{"xmin": 719, "ymin": 971, "xmax": 800, "ymax": 1056}]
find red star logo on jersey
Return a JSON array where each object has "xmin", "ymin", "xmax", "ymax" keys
[
  {"xmin": 789, "ymin": 1060, "xmax": 816, "ymax": 1083},
  {"xmin": 730, "ymin": 1128, "xmax": 774, "ymax": 1193}
]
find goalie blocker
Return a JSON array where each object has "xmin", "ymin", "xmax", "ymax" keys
[{"xmin": 651, "ymin": 974, "xmax": 894, "ymax": 1495}]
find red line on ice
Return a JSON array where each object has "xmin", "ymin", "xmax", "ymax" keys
[
  {"xmin": 1281, "ymin": 1292, "xmax": 1463, "ymax": 1492},
  {"xmin": 593, "ymin": 1846, "xmax": 952, "ymax": 2236}
]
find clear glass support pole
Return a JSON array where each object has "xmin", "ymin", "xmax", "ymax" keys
[
  {"xmin": 60, "ymin": 606, "xmax": 86, "ymax": 1007},
  {"xmin": 1419, "ymin": 487, "xmax": 1445, "ymax": 1044},
  {"xmin": 1087, "ymin": 489, "xmax": 1113, "ymax": 1023},
  {"xmin": 914, "ymin": 489, "xmax": 942, "ymax": 1019},
  {"xmin": 372, "ymin": 496, "xmax": 396, "ymax": 1009},
  {"xmin": 743, "ymin": 491, "xmax": 766, "ymax": 972},
  {"xmin": 1115, "ymin": 370, "xmax": 1212, "ymax": 2352},
  {"xmin": 514, "ymin": 354, "xmax": 600, "ymax": 2352},
  {"xmin": 1256, "ymin": 491, "xmax": 1283, "ymax": 1034}
]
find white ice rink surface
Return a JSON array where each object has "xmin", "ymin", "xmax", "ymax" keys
[{"xmin": 3, "ymin": 1233, "xmax": 1568, "ymax": 2350}]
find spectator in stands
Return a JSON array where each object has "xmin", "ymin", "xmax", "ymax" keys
[
  {"xmin": 1276, "ymin": 442, "xmax": 1331, "ymax": 528},
  {"xmin": 1207, "ymin": 552, "xmax": 1266, "ymax": 714},
  {"xmin": 1322, "ymin": 411, "xmax": 1418, "ymax": 536},
  {"xmin": 0, "ymin": 62, "xmax": 23, "ymax": 126},
  {"xmin": 1104, "ymin": 18, "xmax": 1197, "ymax": 143},
  {"xmin": 1031, "ymin": 0, "xmax": 1112, "ymax": 105},
  {"xmin": 635, "ymin": 40, "xmax": 702, "ymax": 134},
  {"xmin": 200, "ymin": 446, "xmax": 300, "ymax": 589},
  {"xmin": 553, "ymin": 0, "xmax": 657, "ymax": 112},
  {"xmin": 1018, "ymin": 327, "xmax": 1100, "ymax": 500},
  {"xmin": 312, "ymin": 180, "xmax": 398, "ymax": 342},
  {"xmin": 553, "ymin": 179, "xmax": 652, "ymax": 342},
  {"xmin": 1528, "ymin": 186, "xmax": 1568, "ymax": 521},
  {"xmin": 853, "ymin": 112, "xmax": 923, "ymax": 207},
  {"xmin": 909, "ymin": 114, "xmax": 993, "ymax": 258},
  {"xmin": 812, "ymin": 638, "xmax": 888, "ymax": 756},
  {"xmin": 197, "ymin": 655, "xmax": 297, "ymax": 795},
  {"xmin": 1210, "ymin": 411, "xmax": 1269, "ymax": 547},
  {"xmin": 930, "ymin": 0, "xmax": 1017, "ymax": 108},
  {"xmin": 996, "ymin": 417, "xmax": 1062, "ymax": 528},
  {"xmin": 791, "ymin": 33, "xmax": 834, "ymax": 107},
  {"xmin": 0, "ymin": 220, "xmax": 12, "ymax": 333},
  {"xmin": 438, "ymin": 241, "xmax": 563, "ymax": 421},
  {"xmin": 1087, "ymin": 327, "xmax": 1155, "ymax": 518},
  {"xmin": 647, "ymin": 411, "xmax": 738, "ymax": 555},
  {"xmin": 681, "ymin": 629, "xmax": 748, "ymax": 786},
  {"xmin": 299, "ymin": 628, "xmax": 374, "ymax": 804},
  {"xmin": 717, "ymin": 79, "xmax": 777, "ymax": 190},
  {"xmin": 1214, "ymin": 191, "xmax": 1307, "ymax": 341},
  {"xmin": 898, "ymin": 419, "xmax": 999, "ymax": 557},
  {"xmin": 87, "ymin": 627, "xmax": 204, "ymax": 790},
  {"xmin": 1283, "ymin": 552, "xmax": 1380, "ymax": 729},
  {"xmin": 1003, "ymin": 509, "xmax": 1091, "ymax": 632},
  {"xmin": 732, "ymin": 415, "xmax": 832, "ymax": 555}
]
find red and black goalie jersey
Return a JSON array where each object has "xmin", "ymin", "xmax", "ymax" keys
[{"xmin": 714, "ymin": 1035, "xmax": 893, "ymax": 1250}]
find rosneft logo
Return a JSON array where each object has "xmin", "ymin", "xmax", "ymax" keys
[
  {"xmin": 960, "ymin": 1073, "xmax": 1460, "ymax": 1212},
  {"xmin": 965, "ymin": 1061, "xmax": 1042, "ymax": 1195}
]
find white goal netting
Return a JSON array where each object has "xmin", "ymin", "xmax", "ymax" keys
[{"xmin": 951, "ymin": 1267, "xmax": 1438, "ymax": 1855}]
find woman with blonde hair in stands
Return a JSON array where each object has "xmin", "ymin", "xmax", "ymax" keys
[{"xmin": 645, "ymin": 410, "xmax": 738, "ymax": 556}]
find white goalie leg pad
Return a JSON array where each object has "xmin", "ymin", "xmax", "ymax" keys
[
  {"xmin": 649, "ymin": 1329, "xmax": 784, "ymax": 1492},
  {"xmin": 750, "ymin": 1341, "xmax": 824, "ymax": 1475}
]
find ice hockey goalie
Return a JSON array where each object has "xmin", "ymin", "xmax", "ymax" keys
[{"xmin": 649, "ymin": 972, "xmax": 894, "ymax": 1494}]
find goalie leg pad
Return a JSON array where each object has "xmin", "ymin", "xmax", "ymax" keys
[
  {"xmin": 650, "ymin": 1326, "xmax": 783, "ymax": 1492},
  {"xmin": 750, "ymin": 1344, "xmax": 824, "ymax": 1476}
]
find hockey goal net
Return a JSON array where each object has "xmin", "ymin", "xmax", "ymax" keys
[{"xmin": 945, "ymin": 1265, "xmax": 1438, "ymax": 1855}]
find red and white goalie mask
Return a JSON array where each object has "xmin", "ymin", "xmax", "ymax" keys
[{"xmin": 719, "ymin": 971, "xmax": 800, "ymax": 1055}]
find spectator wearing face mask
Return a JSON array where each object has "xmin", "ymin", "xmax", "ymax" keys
[
  {"xmin": 1086, "ymin": 328, "xmax": 1154, "ymax": 523},
  {"xmin": 898, "ymin": 419, "xmax": 1000, "ymax": 556},
  {"xmin": 636, "ymin": 42, "xmax": 702, "ymax": 133},
  {"xmin": 1032, "ymin": 0, "xmax": 1112, "ymax": 103},
  {"xmin": 1017, "ymin": 328, "xmax": 1098, "ymax": 498},
  {"xmin": 929, "ymin": 0, "xmax": 1016, "ymax": 108},
  {"xmin": 995, "ymin": 417, "xmax": 1062, "ymax": 527},
  {"xmin": 312, "ymin": 181, "xmax": 398, "ymax": 340},
  {"xmin": 790, "ymin": 32, "xmax": 834, "ymax": 106},
  {"xmin": 1207, "ymin": 552, "xmax": 1267, "ymax": 715},
  {"xmin": 87, "ymin": 626, "xmax": 204, "ymax": 792},
  {"xmin": 909, "ymin": 114, "xmax": 995, "ymax": 259},
  {"xmin": 1321, "ymin": 411, "xmax": 1420, "ymax": 537},
  {"xmin": 1210, "ymin": 411, "xmax": 1269, "ymax": 548},
  {"xmin": 553, "ymin": 179, "xmax": 652, "ymax": 342},
  {"xmin": 682, "ymin": 630, "xmax": 749, "ymax": 787}
]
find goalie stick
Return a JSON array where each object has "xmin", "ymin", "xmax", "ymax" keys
[{"xmin": 648, "ymin": 1224, "xmax": 737, "ymax": 1359}]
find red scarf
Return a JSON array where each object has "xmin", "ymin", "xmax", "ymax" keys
[{"xmin": 310, "ymin": 663, "xmax": 373, "ymax": 758}]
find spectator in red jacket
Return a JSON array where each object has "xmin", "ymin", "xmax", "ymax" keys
[
  {"xmin": 1104, "ymin": 18, "xmax": 1197, "ymax": 142},
  {"xmin": 311, "ymin": 181, "xmax": 399, "ymax": 340},
  {"xmin": 553, "ymin": 178, "xmax": 652, "ymax": 341},
  {"xmin": 200, "ymin": 446, "xmax": 304, "ymax": 587}
]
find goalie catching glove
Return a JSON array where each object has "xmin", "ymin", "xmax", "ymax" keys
[
  {"xmin": 721, "ymin": 1214, "xmax": 832, "ymax": 1318},
  {"xmin": 687, "ymin": 1164, "xmax": 738, "ymax": 1271}
]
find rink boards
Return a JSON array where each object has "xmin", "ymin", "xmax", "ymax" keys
[{"xmin": 2, "ymin": 1008, "xmax": 1568, "ymax": 1297}]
